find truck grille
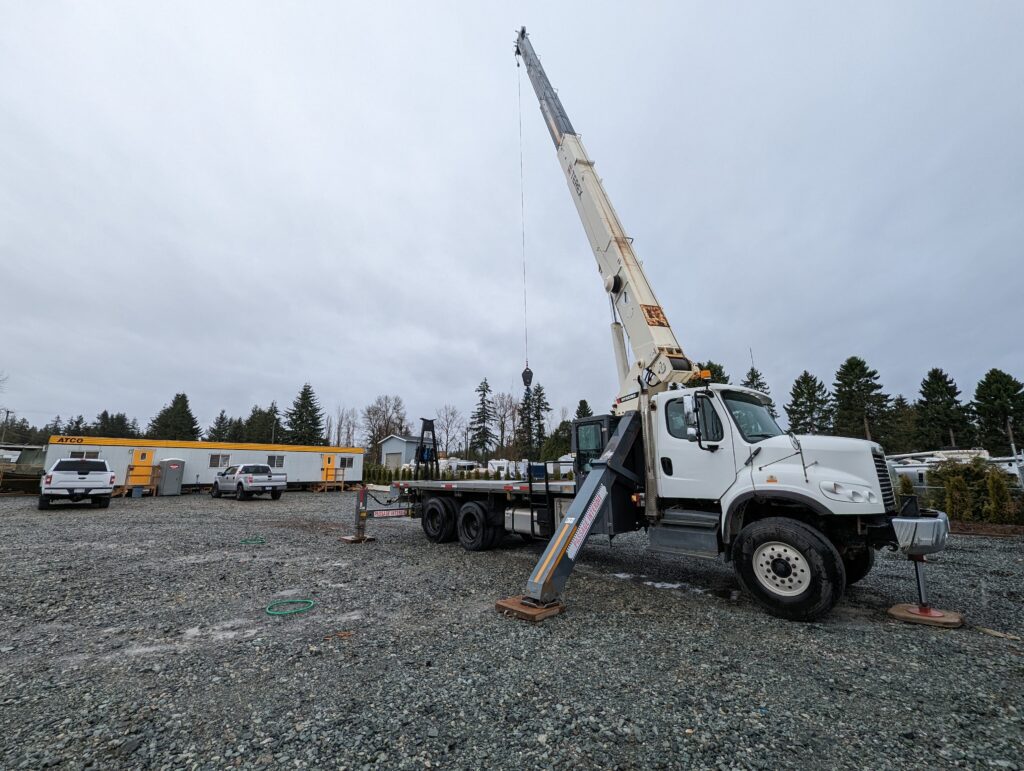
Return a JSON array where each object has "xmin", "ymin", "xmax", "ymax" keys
[{"xmin": 873, "ymin": 453, "xmax": 896, "ymax": 512}]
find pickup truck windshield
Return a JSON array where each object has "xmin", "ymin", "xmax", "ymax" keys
[
  {"xmin": 722, "ymin": 392, "xmax": 783, "ymax": 443},
  {"xmin": 241, "ymin": 465, "xmax": 271, "ymax": 474},
  {"xmin": 54, "ymin": 460, "xmax": 108, "ymax": 473}
]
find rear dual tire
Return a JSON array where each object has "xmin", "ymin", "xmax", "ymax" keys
[
  {"xmin": 421, "ymin": 498, "xmax": 457, "ymax": 543},
  {"xmin": 732, "ymin": 517, "xmax": 846, "ymax": 622},
  {"xmin": 457, "ymin": 502, "xmax": 502, "ymax": 551}
]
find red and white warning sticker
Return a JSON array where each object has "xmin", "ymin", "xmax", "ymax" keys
[{"xmin": 566, "ymin": 484, "xmax": 608, "ymax": 560}]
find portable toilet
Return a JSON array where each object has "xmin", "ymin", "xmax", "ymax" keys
[{"xmin": 157, "ymin": 458, "xmax": 185, "ymax": 496}]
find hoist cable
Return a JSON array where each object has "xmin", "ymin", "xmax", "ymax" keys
[{"xmin": 517, "ymin": 62, "xmax": 529, "ymax": 367}]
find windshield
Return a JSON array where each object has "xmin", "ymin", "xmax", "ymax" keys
[{"xmin": 722, "ymin": 392, "xmax": 783, "ymax": 443}]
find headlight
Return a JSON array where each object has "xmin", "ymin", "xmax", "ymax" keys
[{"xmin": 819, "ymin": 481, "xmax": 878, "ymax": 504}]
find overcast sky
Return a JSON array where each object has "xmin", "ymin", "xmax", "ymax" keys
[{"xmin": 1, "ymin": 2, "xmax": 1021, "ymax": 436}]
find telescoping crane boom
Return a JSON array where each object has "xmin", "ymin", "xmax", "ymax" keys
[{"xmin": 515, "ymin": 27, "xmax": 698, "ymax": 410}]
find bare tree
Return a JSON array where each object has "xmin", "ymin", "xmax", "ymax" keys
[
  {"xmin": 434, "ymin": 404, "xmax": 464, "ymax": 457},
  {"xmin": 493, "ymin": 391, "xmax": 517, "ymax": 454},
  {"xmin": 548, "ymin": 405, "xmax": 569, "ymax": 434},
  {"xmin": 361, "ymin": 395, "xmax": 412, "ymax": 454},
  {"xmin": 332, "ymin": 406, "xmax": 358, "ymax": 446}
]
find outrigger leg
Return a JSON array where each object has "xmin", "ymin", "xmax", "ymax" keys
[{"xmin": 497, "ymin": 413, "xmax": 644, "ymax": 622}]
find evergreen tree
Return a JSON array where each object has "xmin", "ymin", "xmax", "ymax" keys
[
  {"xmin": 468, "ymin": 378, "xmax": 496, "ymax": 458},
  {"xmin": 740, "ymin": 366, "xmax": 778, "ymax": 418},
  {"xmin": 43, "ymin": 415, "xmax": 63, "ymax": 437},
  {"xmin": 575, "ymin": 399, "xmax": 594, "ymax": 419},
  {"xmin": 832, "ymin": 357, "xmax": 890, "ymax": 441},
  {"xmin": 916, "ymin": 368, "xmax": 972, "ymax": 449},
  {"xmin": 285, "ymin": 384, "xmax": 325, "ymax": 445},
  {"xmin": 514, "ymin": 386, "xmax": 535, "ymax": 457},
  {"xmin": 244, "ymin": 402, "xmax": 282, "ymax": 443},
  {"xmin": 784, "ymin": 372, "xmax": 833, "ymax": 434},
  {"xmin": 696, "ymin": 361, "xmax": 730, "ymax": 384},
  {"xmin": 532, "ymin": 383, "xmax": 552, "ymax": 450},
  {"xmin": 93, "ymin": 411, "xmax": 139, "ymax": 438},
  {"xmin": 972, "ymin": 369, "xmax": 1024, "ymax": 456},
  {"xmin": 206, "ymin": 410, "xmax": 232, "ymax": 441},
  {"xmin": 147, "ymin": 393, "xmax": 202, "ymax": 440},
  {"xmin": 540, "ymin": 420, "xmax": 572, "ymax": 461},
  {"xmin": 883, "ymin": 395, "xmax": 918, "ymax": 454},
  {"xmin": 226, "ymin": 417, "xmax": 246, "ymax": 442},
  {"xmin": 63, "ymin": 415, "xmax": 88, "ymax": 435}
]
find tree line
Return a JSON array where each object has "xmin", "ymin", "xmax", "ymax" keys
[
  {"xmin": 701, "ymin": 358, "xmax": 1024, "ymax": 458},
  {"xmin": 0, "ymin": 383, "xmax": 331, "ymax": 446}
]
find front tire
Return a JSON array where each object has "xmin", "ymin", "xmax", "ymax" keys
[
  {"xmin": 211, "ymin": 483, "xmax": 222, "ymax": 499},
  {"xmin": 38, "ymin": 495, "xmax": 51, "ymax": 510},
  {"xmin": 732, "ymin": 517, "xmax": 846, "ymax": 621},
  {"xmin": 842, "ymin": 548, "xmax": 875, "ymax": 586}
]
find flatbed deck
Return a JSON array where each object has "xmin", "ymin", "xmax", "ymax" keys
[{"xmin": 393, "ymin": 479, "xmax": 576, "ymax": 496}]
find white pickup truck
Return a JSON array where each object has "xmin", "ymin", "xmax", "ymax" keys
[
  {"xmin": 211, "ymin": 464, "xmax": 287, "ymax": 500},
  {"xmin": 39, "ymin": 458, "xmax": 116, "ymax": 509}
]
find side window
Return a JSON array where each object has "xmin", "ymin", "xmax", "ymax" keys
[
  {"xmin": 268, "ymin": 455, "xmax": 285, "ymax": 468},
  {"xmin": 695, "ymin": 394, "xmax": 725, "ymax": 442},
  {"xmin": 665, "ymin": 398, "xmax": 693, "ymax": 439},
  {"xmin": 85, "ymin": 451, "xmax": 99, "ymax": 459},
  {"xmin": 70, "ymin": 451, "xmax": 85, "ymax": 459},
  {"xmin": 224, "ymin": 465, "xmax": 237, "ymax": 475}
]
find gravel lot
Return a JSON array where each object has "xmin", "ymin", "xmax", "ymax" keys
[{"xmin": 2, "ymin": 492, "xmax": 1022, "ymax": 770}]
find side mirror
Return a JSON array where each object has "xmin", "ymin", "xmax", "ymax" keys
[{"xmin": 686, "ymin": 427, "xmax": 698, "ymax": 442}]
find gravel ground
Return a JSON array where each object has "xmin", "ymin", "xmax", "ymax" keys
[{"xmin": 1, "ymin": 492, "xmax": 1022, "ymax": 770}]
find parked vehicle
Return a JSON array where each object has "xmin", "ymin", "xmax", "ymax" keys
[
  {"xmin": 39, "ymin": 458, "xmax": 116, "ymax": 509},
  {"xmin": 211, "ymin": 464, "xmax": 287, "ymax": 500}
]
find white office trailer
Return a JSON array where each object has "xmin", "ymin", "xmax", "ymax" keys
[{"xmin": 44, "ymin": 436, "xmax": 363, "ymax": 492}]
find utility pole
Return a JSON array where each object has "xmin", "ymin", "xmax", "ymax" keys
[
  {"xmin": 0, "ymin": 409, "xmax": 10, "ymax": 444},
  {"xmin": 1008, "ymin": 416, "xmax": 1024, "ymax": 490}
]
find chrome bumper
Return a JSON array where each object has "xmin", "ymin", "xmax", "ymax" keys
[{"xmin": 890, "ymin": 511, "xmax": 949, "ymax": 556}]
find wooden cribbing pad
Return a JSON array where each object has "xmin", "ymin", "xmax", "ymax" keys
[
  {"xmin": 888, "ymin": 603, "xmax": 963, "ymax": 628},
  {"xmin": 496, "ymin": 595, "xmax": 565, "ymax": 622}
]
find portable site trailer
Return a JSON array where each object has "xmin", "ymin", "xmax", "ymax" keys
[{"xmin": 44, "ymin": 436, "xmax": 364, "ymax": 492}]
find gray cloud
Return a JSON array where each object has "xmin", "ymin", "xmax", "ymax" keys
[{"xmin": 2, "ymin": 2, "xmax": 1021, "ymax": 433}]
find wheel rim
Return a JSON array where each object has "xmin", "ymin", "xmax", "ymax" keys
[
  {"xmin": 463, "ymin": 512, "xmax": 480, "ymax": 541},
  {"xmin": 424, "ymin": 506, "xmax": 442, "ymax": 537},
  {"xmin": 752, "ymin": 541, "xmax": 810, "ymax": 597}
]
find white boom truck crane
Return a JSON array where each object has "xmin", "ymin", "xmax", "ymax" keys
[{"xmin": 393, "ymin": 28, "xmax": 949, "ymax": 621}]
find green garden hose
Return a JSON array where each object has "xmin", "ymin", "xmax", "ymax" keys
[
  {"xmin": 266, "ymin": 599, "xmax": 315, "ymax": 616},
  {"xmin": 240, "ymin": 536, "xmax": 266, "ymax": 545}
]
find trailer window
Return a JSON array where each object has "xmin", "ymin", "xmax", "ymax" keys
[
  {"xmin": 338, "ymin": 457, "xmax": 353, "ymax": 469},
  {"xmin": 267, "ymin": 455, "xmax": 285, "ymax": 468},
  {"xmin": 209, "ymin": 454, "xmax": 230, "ymax": 468}
]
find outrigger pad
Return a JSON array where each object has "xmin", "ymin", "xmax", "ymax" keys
[
  {"xmin": 888, "ymin": 603, "xmax": 963, "ymax": 628},
  {"xmin": 496, "ymin": 595, "xmax": 565, "ymax": 622},
  {"xmin": 340, "ymin": 535, "xmax": 376, "ymax": 544}
]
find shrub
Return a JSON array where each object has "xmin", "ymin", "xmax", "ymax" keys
[
  {"xmin": 897, "ymin": 474, "xmax": 915, "ymax": 497},
  {"xmin": 944, "ymin": 476, "xmax": 973, "ymax": 521},
  {"xmin": 984, "ymin": 470, "xmax": 1013, "ymax": 523}
]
